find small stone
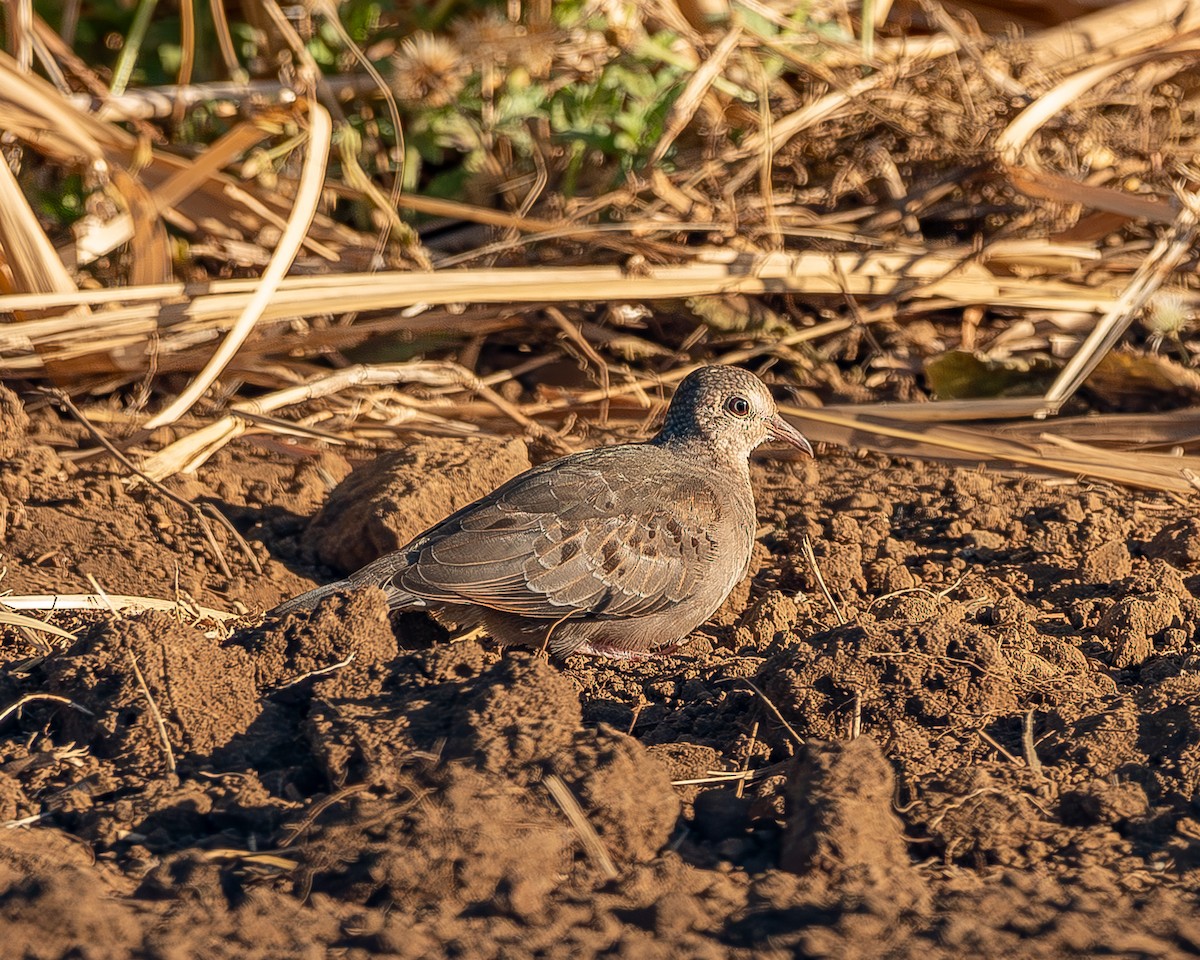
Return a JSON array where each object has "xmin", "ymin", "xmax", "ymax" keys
[{"xmin": 1079, "ymin": 540, "xmax": 1133, "ymax": 584}]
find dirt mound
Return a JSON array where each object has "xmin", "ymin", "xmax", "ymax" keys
[
  {"xmin": 0, "ymin": 384, "xmax": 66, "ymax": 545},
  {"xmin": 780, "ymin": 737, "xmax": 927, "ymax": 913},
  {"xmin": 301, "ymin": 435, "xmax": 531, "ymax": 572},
  {"xmin": 0, "ymin": 828, "xmax": 142, "ymax": 960},
  {"xmin": 44, "ymin": 612, "xmax": 260, "ymax": 776}
]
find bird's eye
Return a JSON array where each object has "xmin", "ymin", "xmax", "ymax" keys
[{"xmin": 725, "ymin": 395, "xmax": 751, "ymax": 418}]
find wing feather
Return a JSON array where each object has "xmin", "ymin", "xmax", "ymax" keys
[{"xmin": 363, "ymin": 445, "xmax": 736, "ymax": 621}]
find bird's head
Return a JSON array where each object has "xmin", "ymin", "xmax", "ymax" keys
[{"xmin": 653, "ymin": 365, "xmax": 814, "ymax": 463}]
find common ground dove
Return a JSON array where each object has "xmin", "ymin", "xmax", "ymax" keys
[{"xmin": 272, "ymin": 365, "xmax": 813, "ymax": 658}]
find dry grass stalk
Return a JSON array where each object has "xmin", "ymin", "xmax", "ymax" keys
[
  {"xmin": 0, "ymin": 249, "xmax": 1127, "ymax": 379},
  {"xmin": 138, "ymin": 360, "xmax": 509, "ymax": 479},
  {"xmin": 1038, "ymin": 186, "xmax": 1200, "ymax": 416},
  {"xmin": 0, "ymin": 593, "xmax": 236, "ymax": 620},
  {"xmin": 782, "ymin": 402, "xmax": 1200, "ymax": 494},
  {"xmin": 542, "ymin": 772, "xmax": 620, "ymax": 881},
  {"xmin": 649, "ymin": 25, "xmax": 743, "ymax": 167},
  {"xmin": 0, "ymin": 158, "xmax": 79, "ymax": 299},
  {"xmin": 802, "ymin": 534, "xmax": 846, "ymax": 625},
  {"xmin": 145, "ymin": 99, "xmax": 332, "ymax": 428},
  {"xmin": 127, "ymin": 649, "xmax": 177, "ymax": 775},
  {"xmin": 1023, "ymin": 0, "xmax": 1200, "ymax": 71}
]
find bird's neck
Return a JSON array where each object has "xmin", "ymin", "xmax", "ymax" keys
[{"xmin": 650, "ymin": 433, "xmax": 753, "ymax": 480}]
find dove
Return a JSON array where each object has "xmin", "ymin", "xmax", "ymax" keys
[{"xmin": 272, "ymin": 365, "xmax": 813, "ymax": 658}]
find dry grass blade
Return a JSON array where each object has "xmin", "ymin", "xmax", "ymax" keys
[
  {"xmin": 737, "ymin": 678, "xmax": 805, "ymax": 747},
  {"xmin": 111, "ymin": 166, "xmax": 171, "ymax": 285},
  {"xmin": 1025, "ymin": 0, "xmax": 1200, "ymax": 71},
  {"xmin": 1038, "ymin": 186, "xmax": 1200, "ymax": 417},
  {"xmin": 649, "ymin": 25, "xmax": 742, "ymax": 167},
  {"xmin": 0, "ymin": 608, "xmax": 77, "ymax": 641},
  {"xmin": 543, "ymin": 773, "xmax": 620, "ymax": 881},
  {"xmin": 208, "ymin": 0, "xmax": 241, "ymax": 79},
  {"xmin": 0, "ymin": 694, "xmax": 95, "ymax": 727},
  {"xmin": 0, "ymin": 153, "xmax": 82, "ymax": 299},
  {"xmin": 0, "ymin": 49, "xmax": 127, "ymax": 158},
  {"xmin": 0, "ymin": 593, "xmax": 236, "ymax": 619},
  {"xmin": 145, "ymin": 98, "xmax": 332, "ymax": 428},
  {"xmin": 139, "ymin": 360, "xmax": 498, "ymax": 480},
  {"xmin": 781, "ymin": 403, "xmax": 1200, "ymax": 494},
  {"xmin": 8, "ymin": 0, "xmax": 32, "ymax": 72},
  {"xmin": 802, "ymin": 535, "xmax": 845, "ymax": 625},
  {"xmin": 200, "ymin": 849, "xmax": 299, "ymax": 871},
  {"xmin": 127, "ymin": 649, "xmax": 176, "ymax": 775},
  {"xmin": 998, "ymin": 408, "xmax": 1200, "ymax": 447},
  {"xmin": 998, "ymin": 35, "xmax": 1200, "ymax": 218}
]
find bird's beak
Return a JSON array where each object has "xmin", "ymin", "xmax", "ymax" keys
[{"xmin": 766, "ymin": 414, "xmax": 815, "ymax": 457}]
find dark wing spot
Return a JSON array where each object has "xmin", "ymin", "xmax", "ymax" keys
[
  {"xmin": 600, "ymin": 540, "xmax": 622, "ymax": 575},
  {"xmin": 488, "ymin": 515, "xmax": 525, "ymax": 530},
  {"xmin": 560, "ymin": 539, "xmax": 582, "ymax": 563}
]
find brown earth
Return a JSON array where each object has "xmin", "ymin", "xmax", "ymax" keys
[{"xmin": 4, "ymin": 385, "xmax": 1200, "ymax": 958}]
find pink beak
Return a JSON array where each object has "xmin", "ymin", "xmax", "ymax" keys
[{"xmin": 766, "ymin": 414, "xmax": 815, "ymax": 457}]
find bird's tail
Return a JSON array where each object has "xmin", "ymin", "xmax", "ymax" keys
[{"xmin": 268, "ymin": 578, "xmax": 358, "ymax": 617}]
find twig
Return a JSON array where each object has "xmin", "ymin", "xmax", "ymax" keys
[
  {"xmin": 737, "ymin": 721, "xmax": 759, "ymax": 800},
  {"xmin": 272, "ymin": 653, "xmax": 356, "ymax": 692},
  {"xmin": 976, "ymin": 727, "xmax": 1023, "ymax": 767},
  {"xmin": 736, "ymin": 678, "xmax": 805, "ymax": 747},
  {"xmin": 201, "ymin": 503, "xmax": 263, "ymax": 575},
  {"xmin": 85, "ymin": 574, "xmax": 118, "ymax": 614},
  {"xmin": 1023, "ymin": 708, "xmax": 1045, "ymax": 783},
  {"xmin": 543, "ymin": 773, "xmax": 619, "ymax": 881},
  {"xmin": 545, "ymin": 306, "xmax": 611, "ymax": 425},
  {"xmin": 802, "ymin": 534, "xmax": 846, "ymax": 625},
  {"xmin": 127, "ymin": 650, "xmax": 176, "ymax": 775},
  {"xmin": 42, "ymin": 388, "xmax": 256, "ymax": 579},
  {"xmin": 0, "ymin": 693, "xmax": 95, "ymax": 726}
]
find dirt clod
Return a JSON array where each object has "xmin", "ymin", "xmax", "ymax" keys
[
  {"xmin": 780, "ymin": 737, "xmax": 926, "ymax": 914},
  {"xmin": 1146, "ymin": 518, "xmax": 1200, "ymax": 567},
  {"xmin": 302, "ymin": 436, "xmax": 531, "ymax": 572}
]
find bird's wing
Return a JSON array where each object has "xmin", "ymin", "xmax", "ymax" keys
[{"xmin": 353, "ymin": 448, "xmax": 729, "ymax": 620}]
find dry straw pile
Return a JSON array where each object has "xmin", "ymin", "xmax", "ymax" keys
[{"xmin": 2, "ymin": 0, "xmax": 1200, "ymax": 492}]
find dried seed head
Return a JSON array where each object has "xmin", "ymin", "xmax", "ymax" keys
[
  {"xmin": 1143, "ymin": 290, "xmax": 1195, "ymax": 339},
  {"xmin": 391, "ymin": 32, "xmax": 467, "ymax": 108}
]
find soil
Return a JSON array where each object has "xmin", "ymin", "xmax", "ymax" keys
[{"xmin": 4, "ymin": 383, "xmax": 1200, "ymax": 958}]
